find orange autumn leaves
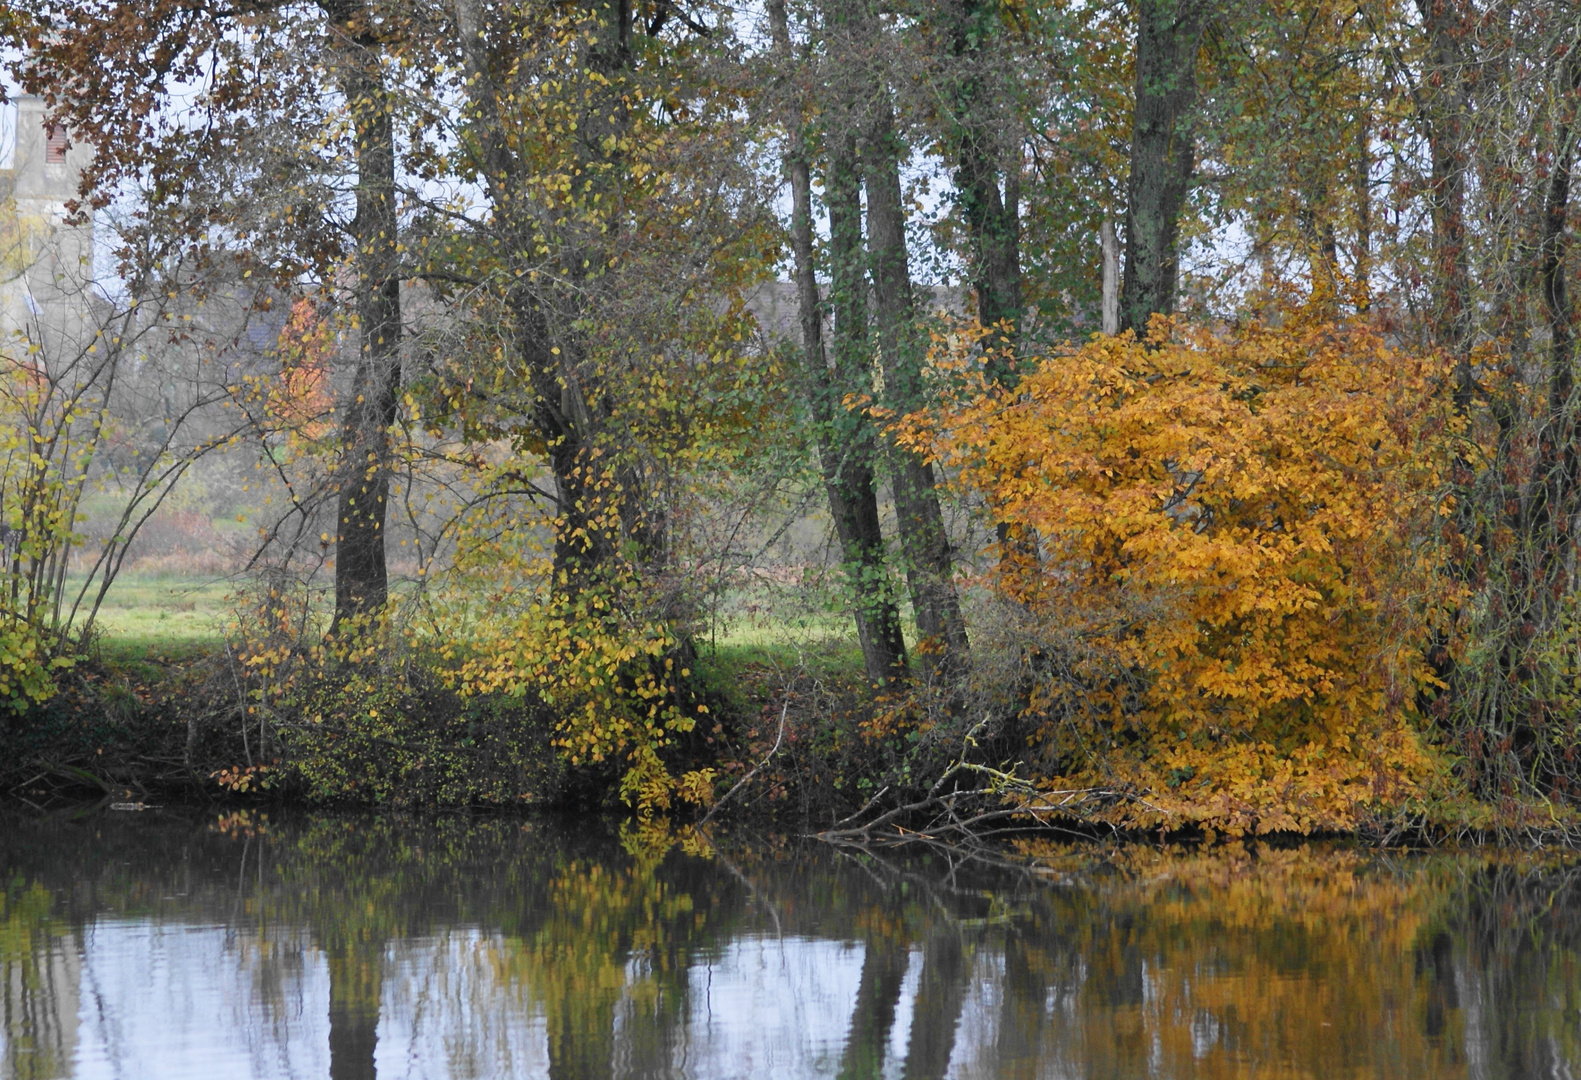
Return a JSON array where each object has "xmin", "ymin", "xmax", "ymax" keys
[
  {"xmin": 907, "ymin": 312, "xmax": 1461, "ymax": 834},
  {"xmin": 265, "ymin": 298, "xmax": 334, "ymax": 440}
]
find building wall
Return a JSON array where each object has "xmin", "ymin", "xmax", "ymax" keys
[{"xmin": 0, "ymin": 95, "xmax": 96, "ymax": 359}]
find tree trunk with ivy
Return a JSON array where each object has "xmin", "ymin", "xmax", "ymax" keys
[
  {"xmin": 1119, "ymin": 0, "xmax": 1207, "ymax": 334},
  {"xmin": 864, "ymin": 95, "xmax": 970, "ymax": 677}
]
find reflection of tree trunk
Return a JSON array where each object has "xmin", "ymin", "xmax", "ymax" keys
[
  {"xmin": 863, "ymin": 96, "xmax": 969, "ymax": 678},
  {"xmin": 1119, "ymin": 0, "xmax": 1208, "ymax": 335},
  {"xmin": 327, "ymin": 943, "xmax": 382, "ymax": 1080},
  {"xmin": 547, "ymin": 999, "xmax": 616, "ymax": 1080},
  {"xmin": 324, "ymin": 0, "xmax": 401, "ymax": 632},
  {"xmin": 837, "ymin": 941, "xmax": 910, "ymax": 1080},
  {"xmin": 900, "ymin": 933, "xmax": 966, "ymax": 1080},
  {"xmin": 993, "ymin": 936, "xmax": 1049, "ymax": 1079},
  {"xmin": 611, "ymin": 957, "xmax": 691, "ymax": 1079}
]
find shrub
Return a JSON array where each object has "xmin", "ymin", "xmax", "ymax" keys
[{"xmin": 913, "ymin": 312, "xmax": 1461, "ymax": 834}]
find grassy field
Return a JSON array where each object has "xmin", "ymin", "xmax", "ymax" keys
[
  {"xmin": 70, "ymin": 573, "xmax": 233, "ymax": 662},
  {"xmin": 68, "ymin": 569, "xmax": 866, "ymax": 676}
]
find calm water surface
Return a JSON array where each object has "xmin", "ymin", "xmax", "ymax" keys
[{"xmin": 1, "ymin": 809, "xmax": 1578, "ymax": 1079}]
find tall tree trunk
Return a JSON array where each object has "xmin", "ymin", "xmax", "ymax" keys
[
  {"xmin": 1354, "ymin": 95, "xmax": 1372, "ymax": 310},
  {"xmin": 1529, "ymin": 54, "xmax": 1581, "ymax": 617},
  {"xmin": 770, "ymin": 0, "xmax": 907, "ymax": 687},
  {"xmin": 828, "ymin": 131, "xmax": 910, "ymax": 687},
  {"xmin": 513, "ymin": 293, "xmax": 613, "ymax": 587},
  {"xmin": 863, "ymin": 95, "xmax": 970, "ymax": 677},
  {"xmin": 1416, "ymin": 0, "xmax": 1474, "ymax": 406},
  {"xmin": 1101, "ymin": 219, "xmax": 1120, "ymax": 333},
  {"xmin": 946, "ymin": 0, "xmax": 1022, "ymax": 371},
  {"xmin": 325, "ymin": 0, "xmax": 402, "ymax": 631},
  {"xmin": 1119, "ymin": 0, "xmax": 1207, "ymax": 335},
  {"xmin": 453, "ymin": 0, "xmax": 627, "ymax": 598}
]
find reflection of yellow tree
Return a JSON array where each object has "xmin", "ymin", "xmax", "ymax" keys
[
  {"xmin": 0, "ymin": 879, "xmax": 74, "ymax": 1080},
  {"xmin": 1001, "ymin": 843, "xmax": 1581, "ymax": 1080},
  {"xmin": 487, "ymin": 855, "xmax": 722, "ymax": 1080},
  {"xmin": 261, "ymin": 816, "xmax": 745, "ymax": 1080}
]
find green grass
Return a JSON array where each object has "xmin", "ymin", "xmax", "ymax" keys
[
  {"xmin": 64, "ymin": 569, "xmax": 871, "ymax": 678},
  {"xmin": 69, "ymin": 573, "xmax": 232, "ymax": 662}
]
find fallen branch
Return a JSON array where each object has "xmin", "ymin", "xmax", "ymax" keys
[
  {"xmin": 812, "ymin": 719, "xmax": 1168, "ymax": 850},
  {"xmin": 699, "ymin": 700, "xmax": 788, "ymax": 827}
]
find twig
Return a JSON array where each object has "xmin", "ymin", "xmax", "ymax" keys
[{"xmin": 699, "ymin": 701, "xmax": 788, "ymax": 827}]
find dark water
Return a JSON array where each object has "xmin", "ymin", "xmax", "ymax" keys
[{"xmin": 1, "ymin": 810, "xmax": 1578, "ymax": 1080}]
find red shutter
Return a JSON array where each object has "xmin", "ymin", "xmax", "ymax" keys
[{"xmin": 45, "ymin": 125, "xmax": 68, "ymax": 164}]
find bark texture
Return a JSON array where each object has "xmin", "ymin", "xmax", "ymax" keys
[
  {"xmin": 325, "ymin": 0, "xmax": 402, "ymax": 631},
  {"xmin": 1530, "ymin": 53, "xmax": 1581, "ymax": 617},
  {"xmin": 946, "ymin": 0, "xmax": 1022, "ymax": 368},
  {"xmin": 770, "ymin": 0, "xmax": 908, "ymax": 687},
  {"xmin": 864, "ymin": 95, "xmax": 970, "ymax": 676},
  {"xmin": 1416, "ymin": 0, "xmax": 1474, "ymax": 404},
  {"xmin": 1119, "ymin": 0, "xmax": 1208, "ymax": 335},
  {"xmin": 826, "ymin": 129, "xmax": 911, "ymax": 687}
]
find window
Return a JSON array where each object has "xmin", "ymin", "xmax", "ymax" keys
[{"xmin": 45, "ymin": 125, "xmax": 68, "ymax": 164}]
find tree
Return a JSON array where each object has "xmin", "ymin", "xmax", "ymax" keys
[
  {"xmin": 768, "ymin": 0, "xmax": 909, "ymax": 688},
  {"xmin": 323, "ymin": 0, "xmax": 404, "ymax": 632},
  {"xmin": 937, "ymin": 0, "xmax": 1024, "ymax": 356},
  {"xmin": 18, "ymin": 0, "xmax": 419, "ymax": 634},
  {"xmin": 1120, "ymin": 0, "xmax": 1211, "ymax": 333}
]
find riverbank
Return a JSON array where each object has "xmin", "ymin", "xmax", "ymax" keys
[
  {"xmin": 3, "ymin": 575, "xmax": 1577, "ymax": 846},
  {"xmin": 1, "ymin": 638, "xmax": 1571, "ymax": 850},
  {"xmin": 0, "ymin": 633, "xmax": 873, "ymax": 821}
]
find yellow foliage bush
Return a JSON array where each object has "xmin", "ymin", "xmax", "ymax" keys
[
  {"xmin": 913, "ymin": 313, "xmax": 1461, "ymax": 834},
  {"xmin": 455, "ymin": 574, "xmax": 714, "ymax": 815},
  {"xmin": 440, "ymin": 488, "xmax": 715, "ymax": 816}
]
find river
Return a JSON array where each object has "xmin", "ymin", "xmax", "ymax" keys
[{"xmin": 0, "ymin": 809, "xmax": 1576, "ymax": 1079}]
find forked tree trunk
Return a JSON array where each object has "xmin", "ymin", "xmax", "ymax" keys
[
  {"xmin": 825, "ymin": 128, "xmax": 911, "ymax": 687},
  {"xmin": 771, "ymin": 0, "xmax": 908, "ymax": 686},
  {"xmin": 863, "ymin": 95, "xmax": 970, "ymax": 676}
]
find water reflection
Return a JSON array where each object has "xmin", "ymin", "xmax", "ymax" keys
[{"xmin": 0, "ymin": 811, "xmax": 1577, "ymax": 1079}]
